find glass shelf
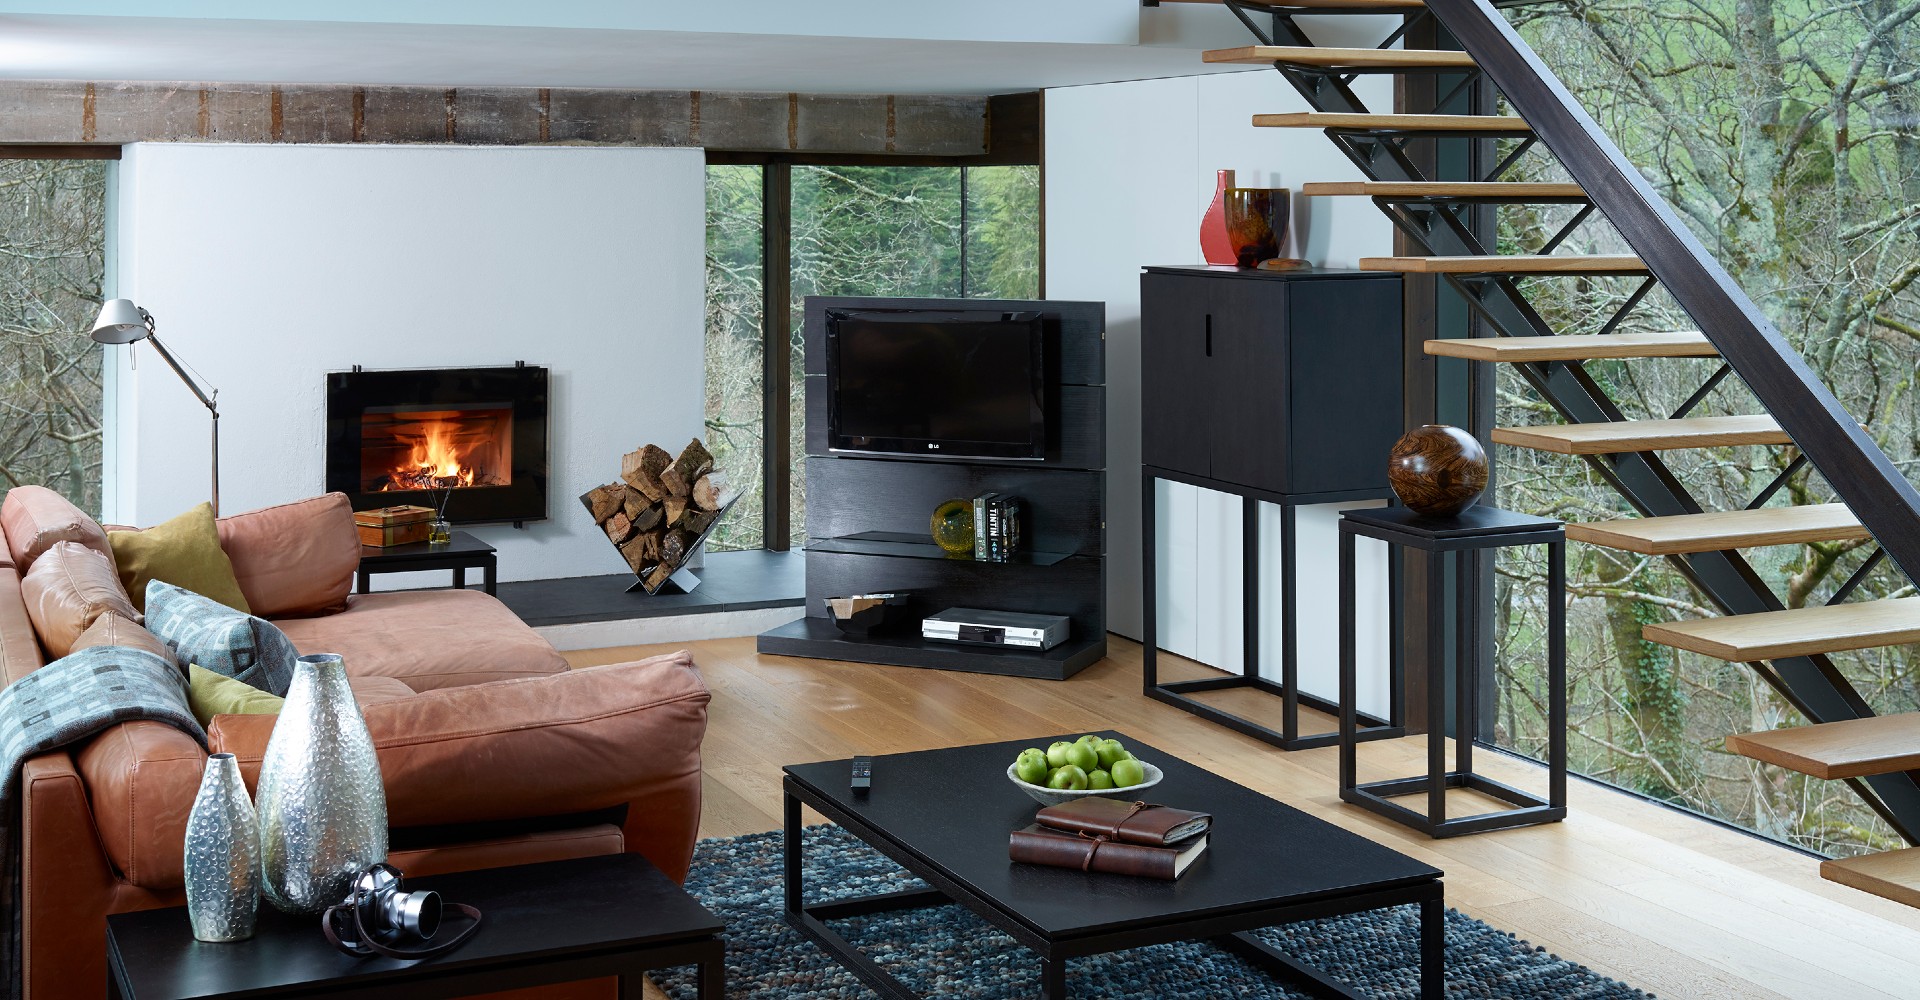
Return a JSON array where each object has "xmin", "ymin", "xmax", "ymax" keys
[{"xmin": 807, "ymin": 530, "xmax": 1071, "ymax": 567}]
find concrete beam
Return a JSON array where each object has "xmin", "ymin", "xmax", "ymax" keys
[{"xmin": 0, "ymin": 81, "xmax": 990, "ymax": 155}]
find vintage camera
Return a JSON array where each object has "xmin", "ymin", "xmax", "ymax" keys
[{"xmin": 326, "ymin": 863, "xmax": 442, "ymax": 954}]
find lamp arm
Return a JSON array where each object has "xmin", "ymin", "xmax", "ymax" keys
[{"xmin": 140, "ymin": 332, "xmax": 218, "ymax": 414}]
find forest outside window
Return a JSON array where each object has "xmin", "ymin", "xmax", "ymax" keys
[
  {"xmin": 0, "ymin": 153, "xmax": 110, "ymax": 516},
  {"xmin": 704, "ymin": 160, "xmax": 1040, "ymax": 553}
]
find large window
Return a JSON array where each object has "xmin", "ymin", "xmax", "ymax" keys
[
  {"xmin": 703, "ymin": 162, "xmax": 1041, "ymax": 552},
  {"xmin": 0, "ymin": 155, "xmax": 109, "ymax": 515},
  {"xmin": 1488, "ymin": 1, "xmax": 1920, "ymax": 857}
]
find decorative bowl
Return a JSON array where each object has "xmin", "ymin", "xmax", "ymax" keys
[
  {"xmin": 1006, "ymin": 761, "xmax": 1164, "ymax": 807},
  {"xmin": 825, "ymin": 593, "xmax": 911, "ymax": 635}
]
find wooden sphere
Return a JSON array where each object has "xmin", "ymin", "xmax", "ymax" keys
[{"xmin": 1387, "ymin": 424, "xmax": 1488, "ymax": 517}]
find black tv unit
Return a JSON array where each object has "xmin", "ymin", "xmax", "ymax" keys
[{"xmin": 757, "ymin": 295, "xmax": 1106, "ymax": 680}]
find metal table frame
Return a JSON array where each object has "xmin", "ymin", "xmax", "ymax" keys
[
  {"xmin": 1338, "ymin": 510, "xmax": 1568, "ymax": 837},
  {"xmin": 1142, "ymin": 465, "xmax": 1406, "ymax": 750},
  {"xmin": 783, "ymin": 777, "xmax": 1443, "ymax": 1000}
]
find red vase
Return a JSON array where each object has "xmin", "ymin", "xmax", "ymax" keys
[{"xmin": 1199, "ymin": 169, "xmax": 1235, "ymax": 266}]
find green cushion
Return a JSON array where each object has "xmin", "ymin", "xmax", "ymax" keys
[
  {"xmin": 187, "ymin": 664, "xmax": 284, "ymax": 728},
  {"xmin": 108, "ymin": 502, "xmax": 250, "ymax": 615}
]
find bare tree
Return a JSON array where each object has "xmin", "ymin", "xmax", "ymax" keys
[{"xmin": 0, "ymin": 158, "xmax": 107, "ymax": 516}]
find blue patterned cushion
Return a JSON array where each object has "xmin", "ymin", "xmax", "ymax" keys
[{"xmin": 144, "ymin": 580, "xmax": 297, "ymax": 695}]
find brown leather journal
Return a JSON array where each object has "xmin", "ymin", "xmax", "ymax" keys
[
  {"xmin": 1009, "ymin": 825, "xmax": 1209, "ymax": 880},
  {"xmin": 1033, "ymin": 797, "xmax": 1211, "ymax": 846}
]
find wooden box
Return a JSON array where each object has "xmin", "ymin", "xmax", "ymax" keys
[{"xmin": 354, "ymin": 505, "xmax": 435, "ymax": 547}]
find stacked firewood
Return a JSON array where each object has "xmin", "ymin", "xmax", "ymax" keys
[{"xmin": 579, "ymin": 438, "xmax": 729, "ymax": 591}]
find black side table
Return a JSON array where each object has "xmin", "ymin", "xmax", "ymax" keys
[
  {"xmin": 106, "ymin": 853, "xmax": 723, "ymax": 1000},
  {"xmin": 1338, "ymin": 505, "xmax": 1567, "ymax": 837},
  {"xmin": 357, "ymin": 530, "xmax": 497, "ymax": 596}
]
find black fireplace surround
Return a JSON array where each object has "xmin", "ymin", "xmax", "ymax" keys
[{"xmin": 325, "ymin": 365, "xmax": 549, "ymax": 525}]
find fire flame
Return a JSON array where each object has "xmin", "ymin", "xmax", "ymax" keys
[{"xmin": 380, "ymin": 420, "xmax": 479, "ymax": 491}]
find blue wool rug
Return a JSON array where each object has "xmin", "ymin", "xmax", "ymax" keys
[{"xmin": 653, "ymin": 825, "xmax": 1652, "ymax": 999}]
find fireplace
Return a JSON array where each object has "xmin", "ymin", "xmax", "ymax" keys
[{"xmin": 325, "ymin": 365, "xmax": 548, "ymax": 524}]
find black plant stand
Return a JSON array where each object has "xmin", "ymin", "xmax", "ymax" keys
[
  {"xmin": 1143, "ymin": 468, "xmax": 1407, "ymax": 750},
  {"xmin": 1338, "ymin": 505, "xmax": 1568, "ymax": 838}
]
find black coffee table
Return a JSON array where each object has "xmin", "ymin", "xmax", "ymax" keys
[
  {"xmin": 356, "ymin": 530, "xmax": 497, "ymax": 596},
  {"xmin": 784, "ymin": 733, "xmax": 1443, "ymax": 999},
  {"xmin": 106, "ymin": 854, "xmax": 723, "ymax": 999}
]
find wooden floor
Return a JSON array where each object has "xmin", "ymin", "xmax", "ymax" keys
[{"xmin": 567, "ymin": 636, "xmax": 1920, "ymax": 1000}]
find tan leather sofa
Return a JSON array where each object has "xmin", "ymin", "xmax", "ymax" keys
[{"xmin": 1, "ymin": 486, "xmax": 710, "ymax": 1000}]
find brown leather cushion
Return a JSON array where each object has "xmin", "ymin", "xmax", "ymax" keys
[
  {"xmin": 217, "ymin": 494, "xmax": 359, "ymax": 619},
  {"xmin": 273, "ymin": 589, "xmax": 567, "ymax": 691},
  {"xmin": 2, "ymin": 485, "xmax": 112, "ymax": 572},
  {"xmin": 21, "ymin": 542, "xmax": 140, "ymax": 659},
  {"xmin": 68, "ymin": 611, "xmax": 180, "ymax": 674},
  {"xmin": 74, "ymin": 719, "xmax": 206, "ymax": 889},
  {"xmin": 210, "ymin": 651, "xmax": 708, "ymax": 828},
  {"xmin": 0, "ymin": 566, "xmax": 44, "ymax": 688},
  {"xmin": 347, "ymin": 674, "xmax": 416, "ymax": 708}
]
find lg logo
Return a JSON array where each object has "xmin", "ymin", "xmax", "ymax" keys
[{"xmin": 928, "ymin": 443, "xmax": 940, "ymax": 449}]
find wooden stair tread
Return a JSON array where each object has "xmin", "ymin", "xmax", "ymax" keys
[
  {"xmin": 1822, "ymin": 847, "xmax": 1920, "ymax": 909},
  {"xmin": 1424, "ymin": 332, "xmax": 1716, "ymax": 362},
  {"xmin": 1642, "ymin": 597, "xmax": 1920, "ymax": 662},
  {"xmin": 1303, "ymin": 181, "xmax": 1587, "ymax": 198},
  {"xmin": 1726, "ymin": 713, "xmax": 1920, "ymax": 780},
  {"xmin": 1254, "ymin": 112, "xmax": 1529, "ymax": 132},
  {"xmin": 1205, "ymin": 46, "xmax": 1476, "ymax": 68},
  {"xmin": 1567, "ymin": 503, "xmax": 1866, "ymax": 555},
  {"xmin": 1491, "ymin": 414, "xmax": 1787, "ymax": 455},
  {"xmin": 1361, "ymin": 255, "xmax": 1647, "ymax": 274}
]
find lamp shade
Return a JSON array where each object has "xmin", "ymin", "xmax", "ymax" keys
[{"xmin": 90, "ymin": 299, "xmax": 152, "ymax": 345}]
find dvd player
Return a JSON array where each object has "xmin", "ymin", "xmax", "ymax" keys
[{"xmin": 922, "ymin": 608, "xmax": 1070, "ymax": 651}]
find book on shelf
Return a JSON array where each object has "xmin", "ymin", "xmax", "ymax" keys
[
  {"xmin": 972, "ymin": 493, "xmax": 1024, "ymax": 561},
  {"xmin": 1008, "ymin": 824, "xmax": 1208, "ymax": 880}
]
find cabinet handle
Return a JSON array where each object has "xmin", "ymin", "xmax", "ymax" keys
[{"xmin": 1204, "ymin": 314, "xmax": 1213, "ymax": 358}]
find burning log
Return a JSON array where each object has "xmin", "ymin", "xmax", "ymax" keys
[{"xmin": 585, "ymin": 436, "xmax": 736, "ymax": 594}]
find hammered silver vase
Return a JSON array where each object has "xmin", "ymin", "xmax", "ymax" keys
[
  {"xmin": 183, "ymin": 752, "xmax": 260, "ymax": 942},
  {"xmin": 255, "ymin": 653, "xmax": 388, "ymax": 915}
]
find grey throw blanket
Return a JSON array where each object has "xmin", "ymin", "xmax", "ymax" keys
[{"xmin": 0, "ymin": 646, "xmax": 204, "ymax": 1000}]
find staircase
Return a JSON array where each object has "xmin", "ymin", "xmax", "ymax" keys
[{"xmin": 1172, "ymin": 0, "xmax": 1920, "ymax": 904}]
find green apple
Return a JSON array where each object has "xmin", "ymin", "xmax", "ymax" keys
[
  {"xmin": 1013, "ymin": 748, "xmax": 1049, "ymax": 784},
  {"xmin": 1110, "ymin": 758, "xmax": 1146, "ymax": 789},
  {"xmin": 1063, "ymin": 740, "xmax": 1100, "ymax": 773},
  {"xmin": 1088, "ymin": 769, "xmax": 1115, "ymax": 790},
  {"xmin": 1047, "ymin": 765, "xmax": 1089, "ymax": 790},
  {"xmin": 1045, "ymin": 741, "xmax": 1076, "ymax": 768},
  {"xmin": 1076, "ymin": 734, "xmax": 1103, "ymax": 746},
  {"xmin": 1095, "ymin": 739, "xmax": 1131, "ymax": 769}
]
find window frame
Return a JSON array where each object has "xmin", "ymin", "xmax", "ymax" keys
[{"xmin": 706, "ymin": 147, "xmax": 1043, "ymax": 551}]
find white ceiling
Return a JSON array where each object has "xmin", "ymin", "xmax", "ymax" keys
[{"xmin": 0, "ymin": 3, "xmax": 1271, "ymax": 94}]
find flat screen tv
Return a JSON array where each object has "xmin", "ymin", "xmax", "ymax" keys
[{"xmin": 825, "ymin": 308, "xmax": 1046, "ymax": 460}]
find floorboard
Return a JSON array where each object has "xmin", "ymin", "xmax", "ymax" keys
[{"xmin": 566, "ymin": 636, "xmax": 1920, "ymax": 999}]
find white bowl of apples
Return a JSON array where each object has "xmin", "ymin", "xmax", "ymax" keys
[{"xmin": 1007, "ymin": 735, "xmax": 1162, "ymax": 806}]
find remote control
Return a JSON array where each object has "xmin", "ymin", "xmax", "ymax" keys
[{"xmin": 851, "ymin": 755, "xmax": 873, "ymax": 792}]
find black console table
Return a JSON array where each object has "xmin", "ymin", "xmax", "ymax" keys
[
  {"xmin": 357, "ymin": 531, "xmax": 497, "ymax": 595},
  {"xmin": 106, "ymin": 854, "xmax": 723, "ymax": 1000},
  {"xmin": 1139, "ymin": 265, "xmax": 1406, "ymax": 749},
  {"xmin": 1338, "ymin": 505, "xmax": 1568, "ymax": 837}
]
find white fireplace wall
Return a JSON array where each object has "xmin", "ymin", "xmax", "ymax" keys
[{"xmin": 105, "ymin": 142, "xmax": 706, "ymax": 583}]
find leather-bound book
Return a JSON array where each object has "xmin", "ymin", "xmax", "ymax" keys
[
  {"xmin": 1034, "ymin": 797, "xmax": 1211, "ymax": 846},
  {"xmin": 1009, "ymin": 825, "xmax": 1208, "ymax": 880}
]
